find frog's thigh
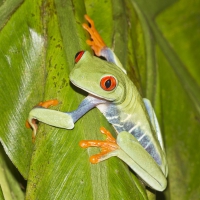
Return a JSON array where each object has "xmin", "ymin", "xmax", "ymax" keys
[
  {"xmin": 143, "ymin": 98, "xmax": 164, "ymax": 150},
  {"xmin": 143, "ymin": 98, "xmax": 156, "ymax": 127},
  {"xmin": 117, "ymin": 131, "xmax": 167, "ymax": 191}
]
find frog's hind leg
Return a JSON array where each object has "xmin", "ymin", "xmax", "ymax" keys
[{"xmin": 143, "ymin": 98, "xmax": 164, "ymax": 151}]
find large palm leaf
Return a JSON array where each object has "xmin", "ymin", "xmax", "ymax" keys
[{"xmin": 0, "ymin": 0, "xmax": 199, "ymax": 199}]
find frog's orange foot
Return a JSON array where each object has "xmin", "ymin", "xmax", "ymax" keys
[
  {"xmin": 26, "ymin": 99, "xmax": 59, "ymax": 143},
  {"xmin": 37, "ymin": 99, "xmax": 59, "ymax": 109},
  {"xmin": 83, "ymin": 15, "xmax": 106, "ymax": 56},
  {"xmin": 26, "ymin": 99, "xmax": 59, "ymax": 128},
  {"xmin": 79, "ymin": 127, "xmax": 119, "ymax": 163}
]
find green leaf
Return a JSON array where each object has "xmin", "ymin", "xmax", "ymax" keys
[
  {"xmin": 0, "ymin": 0, "xmax": 146, "ymax": 199},
  {"xmin": 0, "ymin": 145, "xmax": 24, "ymax": 200},
  {"xmin": 130, "ymin": 0, "xmax": 200, "ymax": 199},
  {"xmin": 0, "ymin": 186, "xmax": 5, "ymax": 200},
  {"xmin": 0, "ymin": 0, "xmax": 45, "ymax": 178},
  {"xmin": 0, "ymin": 0, "xmax": 199, "ymax": 199}
]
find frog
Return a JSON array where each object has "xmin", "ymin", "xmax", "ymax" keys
[{"xmin": 27, "ymin": 15, "xmax": 168, "ymax": 191}]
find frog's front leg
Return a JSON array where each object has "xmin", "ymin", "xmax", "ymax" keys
[
  {"xmin": 27, "ymin": 95, "xmax": 107, "ymax": 142},
  {"xmin": 82, "ymin": 15, "xmax": 106, "ymax": 57},
  {"xmin": 26, "ymin": 99, "xmax": 59, "ymax": 142},
  {"xmin": 80, "ymin": 127, "xmax": 167, "ymax": 191},
  {"xmin": 83, "ymin": 15, "xmax": 126, "ymax": 73}
]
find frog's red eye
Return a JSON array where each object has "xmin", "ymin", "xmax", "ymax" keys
[
  {"xmin": 100, "ymin": 76, "xmax": 117, "ymax": 91},
  {"xmin": 75, "ymin": 51, "xmax": 85, "ymax": 63}
]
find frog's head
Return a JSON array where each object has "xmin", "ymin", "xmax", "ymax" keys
[{"xmin": 70, "ymin": 51, "xmax": 129, "ymax": 103}]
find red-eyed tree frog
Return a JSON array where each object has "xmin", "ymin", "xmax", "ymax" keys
[{"xmin": 27, "ymin": 15, "xmax": 168, "ymax": 191}]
